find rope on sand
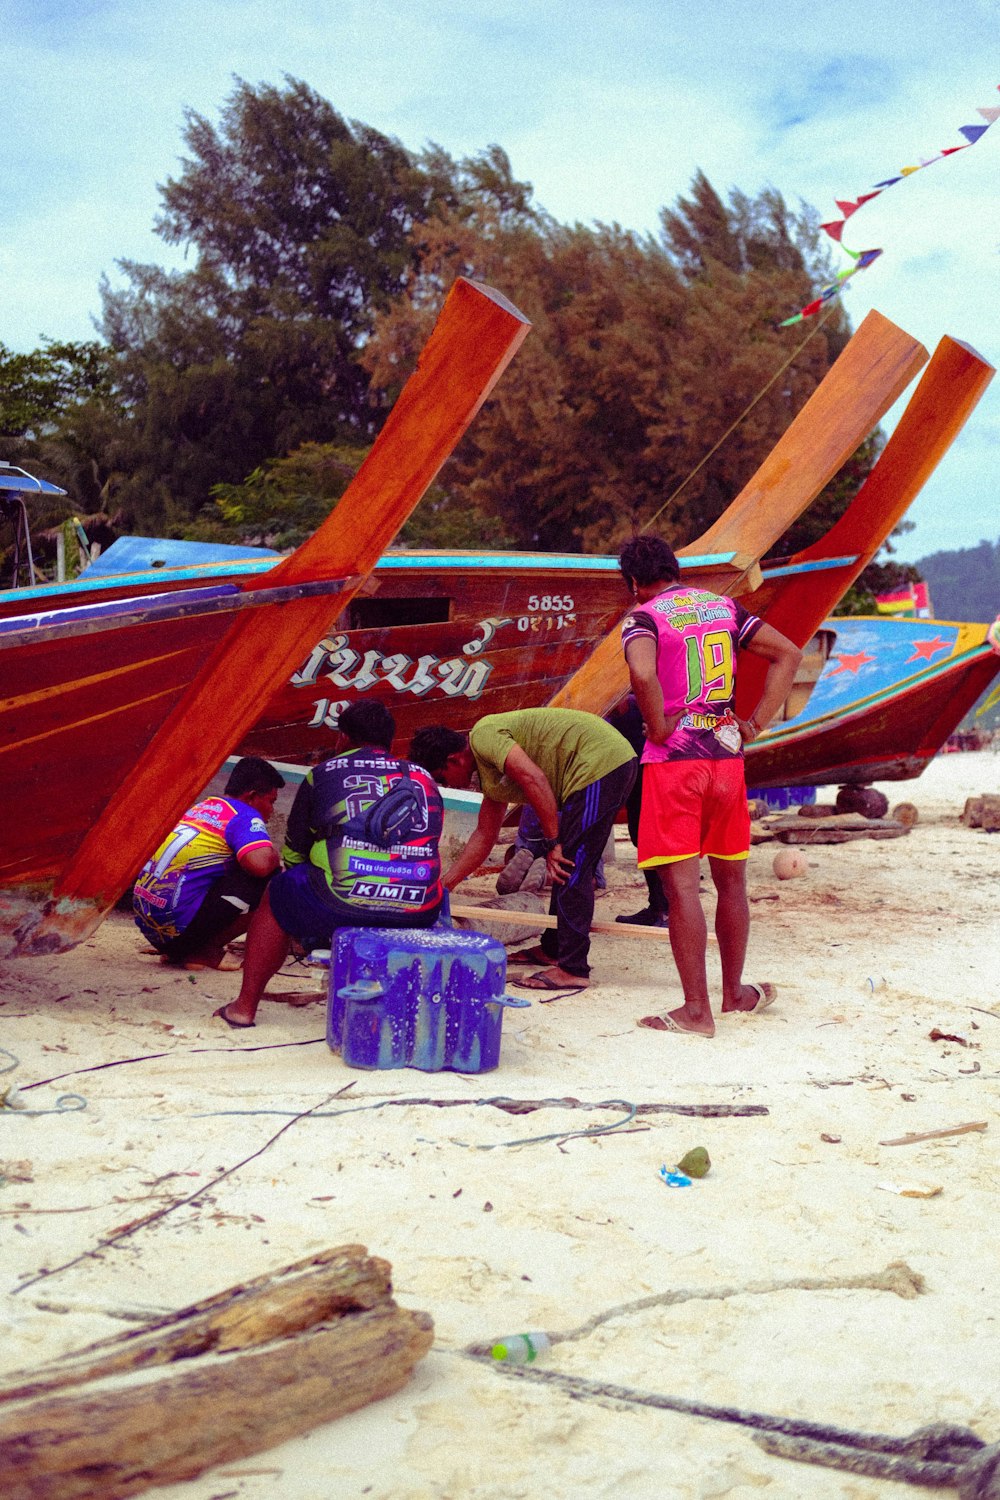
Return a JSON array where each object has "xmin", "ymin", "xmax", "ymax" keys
[
  {"xmin": 1, "ymin": 1047, "xmax": 87, "ymax": 1116},
  {"xmin": 486, "ymin": 1365, "xmax": 1000, "ymax": 1494}
]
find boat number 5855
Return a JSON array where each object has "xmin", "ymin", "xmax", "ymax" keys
[{"xmin": 525, "ymin": 594, "xmax": 573, "ymax": 613}]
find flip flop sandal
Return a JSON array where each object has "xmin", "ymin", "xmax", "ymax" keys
[
  {"xmin": 508, "ymin": 972, "xmax": 587, "ymax": 998},
  {"xmin": 746, "ymin": 982, "xmax": 777, "ymax": 1013},
  {"xmin": 213, "ymin": 1007, "xmax": 255, "ymax": 1029},
  {"xmin": 637, "ymin": 1013, "xmax": 710, "ymax": 1035}
]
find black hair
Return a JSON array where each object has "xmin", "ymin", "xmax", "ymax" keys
[
  {"xmin": 618, "ymin": 534, "xmax": 680, "ymax": 590},
  {"xmin": 337, "ymin": 699, "xmax": 396, "ymax": 751},
  {"xmin": 224, "ymin": 756, "xmax": 285, "ymax": 797},
  {"xmin": 409, "ymin": 724, "xmax": 467, "ymax": 779}
]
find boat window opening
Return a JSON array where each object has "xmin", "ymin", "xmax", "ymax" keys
[{"xmin": 347, "ymin": 596, "xmax": 452, "ymax": 630}]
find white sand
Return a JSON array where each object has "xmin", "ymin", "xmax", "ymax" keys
[{"xmin": 2, "ymin": 750, "xmax": 999, "ymax": 1499}]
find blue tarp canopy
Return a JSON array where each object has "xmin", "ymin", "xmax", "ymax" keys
[
  {"xmin": 0, "ymin": 470, "xmax": 67, "ymax": 496},
  {"xmin": 79, "ymin": 535, "xmax": 280, "ymax": 578}
]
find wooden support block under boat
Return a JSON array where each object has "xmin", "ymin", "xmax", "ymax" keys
[
  {"xmin": 12, "ymin": 279, "xmax": 530, "ymax": 957},
  {"xmin": 0, "ymin": 1245, "xmax": 433, "ymax": 1500},
  {"xmin": 548, "ymin": 308, "xmax": 928, "ymax": 718}
]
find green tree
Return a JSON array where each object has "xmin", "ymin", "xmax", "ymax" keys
[{"xmin": 96, "ymin": 77, "xmax": 433, "ymax": 531}]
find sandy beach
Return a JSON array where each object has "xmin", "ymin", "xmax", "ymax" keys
[{"xmin": 2, "ymin": 747, "xmax": 999, "ymax": 1499}]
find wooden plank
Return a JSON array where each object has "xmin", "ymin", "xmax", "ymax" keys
[
  {"xmin": 548, "ymin": 309, "xmax": 927, "ymax": 717},
  {"xmin": 449, "ymin": 902, "xmax": 715, "ymax": 943},
  {"xmin": 15, "ymin": 279, "xmax": 530, "ymax": 956}
]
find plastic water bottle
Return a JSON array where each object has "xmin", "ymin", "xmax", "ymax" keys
[{"xmin": 491, "ymin": 1331, "xmax": 551, "ymax": 1364}]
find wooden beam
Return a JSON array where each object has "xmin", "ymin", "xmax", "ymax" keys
[
  {"xmin": 548, "ymin": 309, "xmax": 927, "ymax": 718},
  {"xmin": 735, "ymin": 334, "xmax": 995, "ymax": 714},
  {"xmin": 16, "ymin": 279, "xmax": 530, "ymax": 956},
  {"xmin": 451, "ymin": 902, "xmax": 718, "ymax": 943}
]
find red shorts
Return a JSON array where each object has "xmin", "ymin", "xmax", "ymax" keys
[{"xmin": 638, "ymin": 758, "xmax": 750, "ymax": 865}]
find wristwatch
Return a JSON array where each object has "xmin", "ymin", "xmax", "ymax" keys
[{"xmin": 540, "ymin": 835, "xmax": 560, "ymax": 853}]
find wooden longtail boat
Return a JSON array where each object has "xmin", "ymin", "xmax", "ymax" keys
[
  {"xmin": 0, "ymin": 276, "xmax": 532, "ymax": 957},
  {"xmin": 744, "ymin": 613, "xmax": 1000, "ymax": 789},
  {"xmin": 1, "ymin": 306, "xmax": 988, "ymax": 954}
]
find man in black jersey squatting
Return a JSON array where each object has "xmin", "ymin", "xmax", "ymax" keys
[{"xmin": 215, "ymin": 700, "xmax": 444, "ymax": 1028}]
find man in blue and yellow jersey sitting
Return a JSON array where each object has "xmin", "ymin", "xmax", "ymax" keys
[
  {"xmin": 216, "ymin": 700, "xmax": 444, "ymax": 1028},
  {"xmin": 133, "ymin": 756, "xmax": 284, "ymax": 970}
]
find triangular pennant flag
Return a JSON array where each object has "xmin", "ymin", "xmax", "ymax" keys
[{"xmin": 782, "ymin": 88, "xmax": 998, "ymax": 328}]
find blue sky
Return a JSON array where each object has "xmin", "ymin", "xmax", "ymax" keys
[{"xmin": 2, "ymin": 0, "xmax": 998, "ymax": 563}]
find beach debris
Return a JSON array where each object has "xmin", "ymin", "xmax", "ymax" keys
[
  {"xmin": 891, "ymin": 801, "xmax": 919, "ymax": 827},
  {"xmin": 771, "ymin": 811, "xmax": 910, "ymax": 844},
  {"xmin": 879, "ymin": 1121, "xmax": 988, "ymax": 1147},
  {"xmin": 929, "ymin": 1028, "xmax": 972, "ymax": 1047},
  {"xmin": 659, "ymin": 1167, "xmax": 693, "ymax": 1187},
  {"xmin": 876, "ymin": 1181, "xmax": 943, "ymax": 1198},
  {"xmin": 961, "ymin": 793, "xmax": 1000, "ymax": 831},
  {"xmin": 676, "ymin": 1147, "xmax": 711, "ymax": 1178},
  {"xmin": 820, "ymin": 1134, "xmax": 842, "ymax": 1144},
  {"xmin": 0, "ymin": 1245, "xmax": 432, "ymax": 1500},
  {"xmin": 11, "ymin": 1085, "xmax": 354, "ymax": 1296},
  {"xmin": 773, "ymin": 848, "xmax": 808, "ymax": 880},
  {"xmin": 0, "ymin": 1160, "xmax": 34, "ymax": 1185},
  {"xmin": 491, "ymin": 1332, "xmax": 550, "ymax": 1365}
]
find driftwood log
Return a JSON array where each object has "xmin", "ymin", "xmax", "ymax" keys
[
  {"xmin": 0, "ymin": 1245, "xmax": 432, "ymax": 1500},
  {"xmin": 962, "ymin": 794, "xmax": 1000, "ymax": 831}
]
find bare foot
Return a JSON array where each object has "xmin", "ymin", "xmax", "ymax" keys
[
  {"xmin": 184, "ymin": 955, "xmax": 243, "ymax": 972},
  {"xmin": 721, "ymin": 982, "xmax": 777, "ymax": 1015},
  {"xmin": 506, "ymin": 945, "xmax": 552, "ymax": 966},
  {"xmin": 638, "ymin": 1006, "xmax": 715, "ymax": 1037}
]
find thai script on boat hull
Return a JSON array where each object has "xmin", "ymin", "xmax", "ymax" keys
[{"xmin": 291, "ymin": 616, "xmax": 515, "ymax": 729}]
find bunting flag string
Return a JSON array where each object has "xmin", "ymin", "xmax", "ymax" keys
[{"xmin": 780, "ymin": 86, "xmax": 999, "ymax": 326}]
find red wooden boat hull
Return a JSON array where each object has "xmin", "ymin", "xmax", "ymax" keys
[{"xmin": 745, "ymin": 616, "xmax": 1000, "ymax": 788}]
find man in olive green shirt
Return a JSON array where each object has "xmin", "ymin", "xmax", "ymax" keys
[{"xmin": 410, "ymin": 709, "xmax": 636, "ymax": 992}]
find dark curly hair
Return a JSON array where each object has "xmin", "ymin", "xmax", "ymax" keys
[
  {"xmin": 409, "ymin": 725, "xmax": 468, "ymax": 780},
  {"xmin": 224, "ymin": 756, "xmax": 285, "ymax": 797},
  {"xmin": 336, "ymin": 699, "xmax": 395, "ymax": 751},
  {"xmin": 618, "ymin": 534, "xmax": 680, "ymax": 590}
]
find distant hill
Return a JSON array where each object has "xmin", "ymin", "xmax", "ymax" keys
[
  {"xmin": 918, "ymin": 538, "xmax": 1000, "ymax": 624},
  {"xmin": 916, "ymin": 538, "xmax": 1000, "ymax": 735}
]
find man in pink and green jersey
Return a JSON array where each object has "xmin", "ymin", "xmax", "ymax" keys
[{"xmin": 618, "ymin": 534, "xmax": 802, "ymax": 1037}]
